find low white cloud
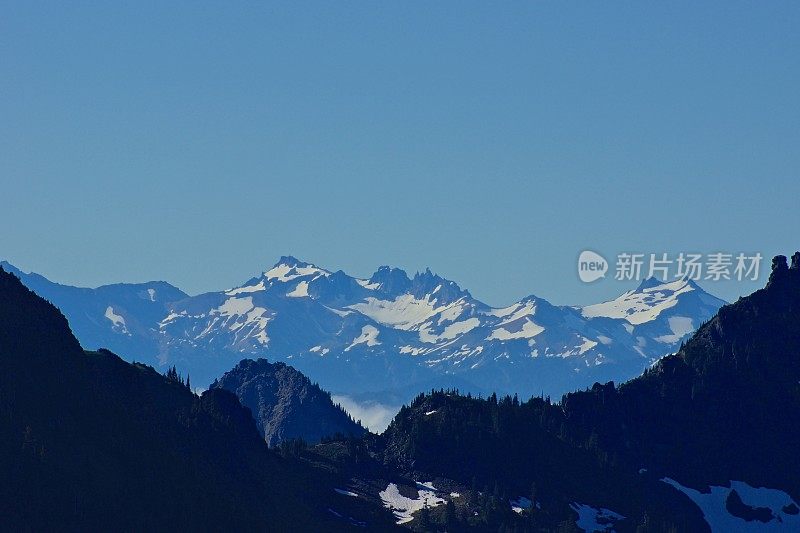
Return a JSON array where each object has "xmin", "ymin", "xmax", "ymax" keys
[{"xmin": 332, "ymin": 395, "xmax": 399, "ymax": 433}]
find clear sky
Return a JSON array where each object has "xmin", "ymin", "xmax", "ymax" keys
[{"xmin": 2, "ymin": 2, "xmax": 798, "ymax": 306}]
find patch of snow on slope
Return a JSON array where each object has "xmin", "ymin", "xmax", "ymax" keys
[
  {"xmin": 355, "ymin": 278, "xmax": 380, "ymax": 290},
  {"xmin": 346, "ymin": 325, "xmax": 381, "ymax": 351},
  {"xmin": 487, "ymin": 318, "xmax": 544, "ymax": 341},
  {"xmin": 216, "ymin": 296, "xmax": 255, "ymax": 316},
  {"xmin": 437, "ymin": 302, "xmax": 467, "ymax": 324},
  {"xmin": 286, "ymin": 281, "xmax": 310, "ymax": 298},
  {"xmin": 348, "ymin": 295, "xmax": 439, "ymax": 330},
  {"xmin": 264, "ymin": 263, "xmax": 327, "ymax": 282},
  {"xmin": 655, "ymin": 316, "xmax": 695, "ymax": 343},
  {"xmin": 440, "ymin": 317, "xmax": 480, "ymax": 339},
  {"xmin": 400, "ymin": 345, "xmax": 427, "ymax": 356},
  {"xmin": 487, "ymin": 301, "xmax": 537, "ymax": 322},
  {"xmin": 420, "ymin": 317, "xmax": 481, "ymax": 343},
  {"xmin": 661, "ymin": 478, "xmax": 800, "ymax": 532},
  {"xmin": 569, "ymin": 502, "xmax": 625, "ymax": 532},
  {"xmin": 324, "ymin": 306, "xmax": 352, "ymax": 318},
  {"xmin": 104, "ymin": 306, "xmax": 130, "ymax": 335},
  {"xmin": 511, "ymin": 496, "xmax": 532, "ymax": 514},
  {"xmin": 379, "ymin": 483, "xmax": 445, "ymax": 524},
  {"xmin": 226, "ymin": 281, "xmax": 266, "ymax": 295},
  {"xmin": 210, "ymin": 297, "xmax": 270, "ymax": 344},
  {"xmin": 147, "ymin": 288, "xmax": 156, "ymax": 301},
  {"xmin": 334, "ymin": 488, "xmax": 358, "ymax": 497},
  {"xmin": 581, "ymin": 279, "xmax": 694, "ymax": 325},
  {"xmin": 578, "ymin": 338, "xmax": 598, "ymax": 354}
]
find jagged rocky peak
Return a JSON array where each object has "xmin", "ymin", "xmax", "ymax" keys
[
  {"xmin": 368, "ymin": 265, "xmax": 411, "ymax": 294},
  {"xmin": 767, "ymin": 251, "xmax": 800, "ymax": 287},
  {"xmin": 308, "ymin": 268, "xmax": 363, "ymax": 300},
  {"xmin": 410, "ymin": 267, "xmax": 470, "ymax": 302},
  {"xmin": 275, "ymin": 255, "xmax": 309, "ymax": 268},
  {"xmin": 635, "ymin": 275, "xmax": 699, "ymax": 292},
  {"xmin": 636, "ymin": 276, "xmax": 668, "ymax": 290},
  {"xmin": 772, "ymin": 254, "xmax": 788, "ymax": 274}
]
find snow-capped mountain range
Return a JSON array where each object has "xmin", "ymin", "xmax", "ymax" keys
[{"xmin": 0, "ymin": 258, "xmax": 725, "ymax": 401}]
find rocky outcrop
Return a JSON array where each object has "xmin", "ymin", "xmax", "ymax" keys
[{"xmin": 212, "ymin": 358, "xmax": 367, "ymax": 446}]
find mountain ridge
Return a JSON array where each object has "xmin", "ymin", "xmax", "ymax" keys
[{"xmin": 2, "ymin": 257, "xmax": 726, "ymax": 402}]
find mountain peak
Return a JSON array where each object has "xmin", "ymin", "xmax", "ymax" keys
[
  {"xmin": 635, "ymin": 276, "xmax": 669, "ymax": 290},
  {"xmin": 766, "ymin": 252, "xmax": 800, "ymax": 289},
  {"xmin": 213, "ymin": 357, "xmax": 366, "ymax": 446},
  {"xmin": 634, "ymin": 276, "xmax": 702, "ymax": 293},
  {"xmin": 411, "ymin": 268, "xmax": 470, "ymax": 301},
  {"xmin": 273, "ymin": 255, "xmax": 311, "ymax": 268},
  {"xmin": 368, "ymin": 265, "xmax": 411, "ymax": 294},
  {"xmin": 262, "ymin": 256, "xmax": 329, "ymax": 283},
  {"xmin": 582, "ymin": 274, "xmax": 724, "ymax": 326}
]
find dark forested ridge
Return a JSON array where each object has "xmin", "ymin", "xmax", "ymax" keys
[
  {"xmin": 212, "ymin": 357, "xmax": 367, "ymax": 446},
  {"xmin": 0, "ymin": 265, "xmax": 396, "ymax": 531}
]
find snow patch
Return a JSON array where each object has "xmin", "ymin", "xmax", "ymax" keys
[
  {"xmin": 416, "ymin": 481, "xmax": 438, "ymax": 491},
  {"xmin": 570, "ymin": 502, "xmax": 625, "ymax": 532},
  {"xmin": 655, "ymin": 316, "xmax": 695, "ymax": 343},
  {"xmin": 345, "ymin": 325, "xmax": 381, "ymax": 351},
  {"xmin": 379, "ymin": 483, "xmax": 445, "ymax": 525},
  {"xmin": 511, "ymin": 496, "xmax": 532, "ymax": 514},
  {"xmin": 264, "ymin": 263, "xmax": 328, "ymax": 282},
  {"xmin": 661, "ymin": 477, "xmax": 800, "ymax": 532},
  {"xmin": 420, "ymin": 317, "xmax": 481, "ymax": 343},
  {"xmin": 286, "ymin": 281, "xmax": 310, "ymax": 298},
  {"xmin": 104, "ymin": 306, "xmax": 130, "ymax": 335},
  {"xmin": 216, "ymin": 296, "xmax": 255, "ymax": 316},
  {"xmin": 356, "ymin": 278, "xmax": 380, "ymax": 290},
  {"xmin": 581, "ymin": 279, "xmax": 694, "ymax": 325},
  {"xmin": 578, "ymin": 338, "xmax": 598, "ymax": 354},
  {"xmin": 349, "ymin": 295, "xmax": 439, "ymax": 330},
  {"xmin": 487, "ymin": 319, "xmax": 544, "ymax": 341},
  {"xmin": 226, "ymin": 281, "xmax": 266, "ymax": 295}
]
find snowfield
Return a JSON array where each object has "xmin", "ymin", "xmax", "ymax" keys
[
  {"xmin": 581, "ymin": 278, "xmax": 696, "ymax": 325},
  {"xmin": 379, "ymin": 482, "xmax": 445, "ymax": 524},
  {"xmin": 569, "ymin": 502, "xmax": 625, "ymax": 532},
  {"xmin": 662, "ymin": 478, "xmax": 800, "ymax": 532}
]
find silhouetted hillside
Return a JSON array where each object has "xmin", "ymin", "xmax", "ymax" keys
[{"xmin": 0, "ymin": 266, "xmax": 395, "ymax": 531}]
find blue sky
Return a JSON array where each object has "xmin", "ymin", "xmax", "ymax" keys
[{"xmin": 1, "ymin": 2, "xmax": 798, "ymax": 306}]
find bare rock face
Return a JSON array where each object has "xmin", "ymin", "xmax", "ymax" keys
[
  {"xmin": 791, "ymin": 251, "xmax": 800, "ymax": 270},
  {"xmin": 212, "ymin": 358, "xmax": 367, "ymax": 446},
  {"xmin": 769, "ymin": 252, "xmax": 800, "ymax": 288}
]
